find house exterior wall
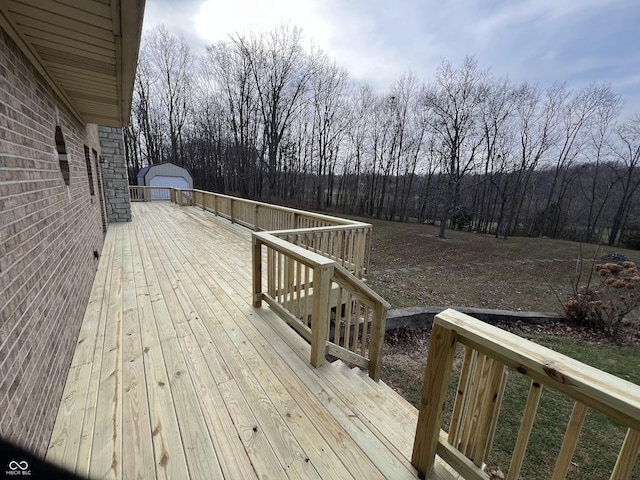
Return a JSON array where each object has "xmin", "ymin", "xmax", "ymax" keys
[{"xmin": 0, "ymin": 26, "xmax": 107, "ymax": 455}]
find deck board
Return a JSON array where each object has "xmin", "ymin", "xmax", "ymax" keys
[
  {"xmin": 121, "ymin": 224, "xmax": 156, "ymax": 480},
  {"xmin": 46, "ymin": 202, "xmax": 452, "ymax": 479}
]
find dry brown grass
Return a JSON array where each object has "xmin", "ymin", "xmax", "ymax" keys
[{"xmin": 358, "ymin": 217, "xmax": 640, "ymax": 313}]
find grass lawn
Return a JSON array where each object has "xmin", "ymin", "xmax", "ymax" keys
[
  {"xmin": 488, "ymin": 330, "xmax": 640, "ymax": 479},
  {"xmin": 383, "ymin": 325, "xmax": 640, "ymax": 479},
  {"xmin": 356, "ymin": 216, "xmax": 640, "ymax": 312},
  {"xmin": 346, "ymin": 216, "xmax": 640, "ymax": 479}
]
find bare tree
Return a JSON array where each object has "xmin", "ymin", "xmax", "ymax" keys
[
  {"xmin": 238, "ymin": 25, "xmax": 315, "ymax": 199},
  {"xmin": 338, "ymin": 84, "xmax": 376, "ymax": 214},
  {"xmin": 385, "ymin": 73, "xmax": 426, "ymax": 221},
  {"xmin": 474, "ymin": 76, "xmax": 516, "ymax": 233},
  {"xmin": 145, "ymin": 25, "xmax": 194, "ymax": 166},
  {"xmin": 308, "ymin": 51, "xmax": 350, "ymax": 209},
  {"xmin": 580, "ymin": 94, "xmax": 621, "ymax": 242},
  {"xmin": 130, "ymin": 50, "xmax": 165, "ymax": 167},
  {"xmin": 204, "ymin": 38, "xmax": 261, "ymax": 196},
  {"xmin": 417, "ymin": 136, "xmax": 442, "ymax": 222},
  {"xmin": 538, "ymin": 83, "xmax": 618, "ymax": 237},
  {"xmin": 609, "ymin": 115, "xmax": 640, "ymax": 245},
  {"xmin": 501, "ymin": 83, "xmax": 561, "ymax": 237},
  {"xmin": 423, "ymin": 56, "xmax": 488, "ymax": 238}
]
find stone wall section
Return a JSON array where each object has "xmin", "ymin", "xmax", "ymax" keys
[
  {"xmin": 0, "ymin": 26, "xmax": 106, "ymax": 455},
  {"xmin": 98, "ymin": 126, "xmax": 131, "ymax": 223}
]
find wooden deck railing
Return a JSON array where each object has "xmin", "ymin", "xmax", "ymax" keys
[
  {"xmin": 190, "ymin": 189, "xmax": 372, "ymax": 277},
  {"xmin": 252, "ymin": 232, "xmax": 389, "ymax": 381},
  {"xmin": 412, "ymin": 308, "xmax": 640, "ymax": 480},
  {"xmin": 127, "ymin": 185, "xmax": 386, "ymax": 379},
  {"xmin": 130, "ymin": 185, "xmax": 175, "ymax": 202}
]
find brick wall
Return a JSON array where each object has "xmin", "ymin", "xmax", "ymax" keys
[
  {"xmin": 99, "ymin": 126, "xmax": 132, "ymax": 222},
  {"xmin": 0, "ymin": 26, "xmax": 107, "ymax": 455}
]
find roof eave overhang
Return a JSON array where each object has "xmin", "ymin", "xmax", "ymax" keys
[{"xmin": 0, "ymin": 0, "xmax": 145, "ymax": 127}]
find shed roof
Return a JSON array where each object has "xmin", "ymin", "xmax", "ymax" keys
[
  {"xmin": 137, "ymin": 162, "xmax": 193, "ymax": 186},
  {"xmin": 137, "ymin": 166, "xmax": 150, "ymax": 179}
]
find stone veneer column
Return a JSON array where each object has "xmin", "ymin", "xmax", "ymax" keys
[{"xmin": 98, "ymin": 125, "xmax": 132, "ymax": 222}]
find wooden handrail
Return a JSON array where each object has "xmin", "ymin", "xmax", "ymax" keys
[
  {"xmin": 252, "ymin": 233, "xmax": 389, "ymax": 381},
  {"xmin": 129, "ymin": 186, "xmax": 172, "ymax": 202},
  {"xmin": 183, "ymin": 188, "xmax": 372, "ymax": 276},
  {"xmin": 196, "ymin": 190, "xmax": 362, "ymax": 226},
  {"xmin": 412, "ymin": 308, "xmax": 640, "ymax": 479}
]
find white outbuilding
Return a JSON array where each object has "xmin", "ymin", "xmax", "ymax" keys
[{"xmin": 137, "ymin": 162, "xmax": 193, "ymax": 189}]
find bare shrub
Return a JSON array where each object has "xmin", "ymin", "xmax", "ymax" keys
[{"xmin": 564, "ymin": 260, "xmax": 640, "ymax": 335}]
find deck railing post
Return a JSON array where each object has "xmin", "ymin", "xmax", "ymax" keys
[
  {"xmin": 412, "ymin": 321, "xmax": 458, "ymax": 476},
  {"xmin": 252, "ymin": 235, "xmax": 263, "ymax": 307},
  {"xmin": 310, "ymin": 265, "xmax": 332, "ymax": 368},
  {"xmin": 364, "ymin": 226, "xmax": 372, "ymax": 276},
  {"xmin": 213, "ymin": 194, "xmax": 218, "ymax": 216},
  {"xmin": 367, "ymin": 304, "xmax": 388, "ymax": 381},
  {"xmin": 230, "ymin": 199, "xmax": 235, "ymax": 224},
  {"xmin": 254, "ymin": 204, "xmax": 260, "ymax": 231},
  {"xmin": 143, "ymin": 186, "xmax": 149, "ymax": 202}
]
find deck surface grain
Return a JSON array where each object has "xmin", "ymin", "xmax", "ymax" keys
[{"xmin": 45, "ymin": 202, "xmax": 449, "ymax": 479}]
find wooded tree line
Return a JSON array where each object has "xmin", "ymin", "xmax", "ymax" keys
[{"xmin": 124, "ymin": 24, "xmax": 640, "ymax": 247}]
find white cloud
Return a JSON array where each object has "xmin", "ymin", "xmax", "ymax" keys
[
  {"xmin": 142, "ymin": 0, "xmax": 640, "ymax": 114},
  {"xmin": 193, "ymin": 0, "xmax": 334, "ymax": 50}
]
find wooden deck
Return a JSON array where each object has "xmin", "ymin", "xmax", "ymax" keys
[{"xmin": 45, "ymin": 202, "xmax": 457, "ymax": 479}]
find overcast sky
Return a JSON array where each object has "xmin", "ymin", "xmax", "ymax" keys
[{"xmin": 143, "ymin": 0, "xmax": 640, "ymax": 117}]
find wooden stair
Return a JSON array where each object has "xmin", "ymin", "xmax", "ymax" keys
[{"xmin": 323, "ymin": 360, "xmax": 462, "ymax": 480}]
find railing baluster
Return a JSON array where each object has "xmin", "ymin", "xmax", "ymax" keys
[
  {"xmin": 295, "ymin": 261, "xmax": 302, "ymax": 319},
  {"xmin": 277, "ymin": 251, "xmax": 283, "ymax": 304},
  {"xmin": 310, "ymin": 265, "xmax": 331, "ymax": 368},
  {"xmin": 303, "ymin": 265, "xmax": 310, "ymax": 327},
  {"xmin": 345, "ymin": 300, "xmax": 356, "ymax": 350},
  {"xmin": 267, "ymin": 247, "xmax": 274, "ymax": 297},
  {"xmin": 611, "ymin": 428, "xmax": 640, "ymax": 480},
  {"xmin": 334, "ymin": 285, "xmax": 343, "ymax": 345},
  {"xmin": 350, "ymin": 303, "xmax": 360, "ymax": 353},
  {"xmin": 552, "ymin": 402, "xmax": 589, "ymax": 480},
  {"xmin": 286, "ymin": 255, "xmax": 294, "ymax": 314},
  {"xmin": 449, "ymin": 347, "xmax": 477, "ymax": 447},
  {"xmin": 484, "ymin": 367, "xmax": 508, "ymax": 460},
  {"xmin": 360, "ymin": 304, "xmax": 369, "ymax": 357},
  {"xmin": 508, "ymin": 380, "xmax": 543, "ymax": 480},
  {"xmin": 252, "ymin": 237, "xmax": 262, "ymax": 307},
  {"xmin": 459, "ymin": 353, "xmax": 488, "ymax": 457},
  {"xmin": 472, "ymin": 360, "xmax": 507, "ymax": 467}
]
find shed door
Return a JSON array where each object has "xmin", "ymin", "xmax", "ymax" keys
[{"xmin": 149, "ymin": 175, "xmax": 189, "ymax": 189}]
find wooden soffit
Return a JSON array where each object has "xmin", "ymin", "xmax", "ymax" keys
[{"xmin": 0, "ymin": 0, "xmax": 145, "ymax": 126}]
